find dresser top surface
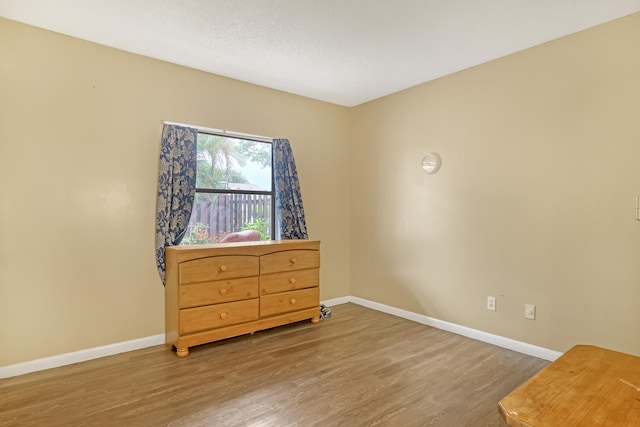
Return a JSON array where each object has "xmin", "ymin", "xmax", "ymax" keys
[{"xmin": 166, "ymin": 239, "xmax": 320, "ymax": 263}]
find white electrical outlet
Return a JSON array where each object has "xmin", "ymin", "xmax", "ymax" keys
[
  {"xmin": 525, "ymin": 304, "xmax": 536, "ymax": 320},
  {"xmin": 487, "ymin": 296, "xmax": 496, "ymax": 311}
]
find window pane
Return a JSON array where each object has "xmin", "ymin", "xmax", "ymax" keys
[
  {"xmin": 183, "ymin": 132, "xmax": 274, "ymax": 245},
  {"xmin": 196, "ymin": 134, "xmax": 272, "ymax": 191},
  {"xmin": 183, "ymin": 193, "xmax": 273, "ymax": 244}
]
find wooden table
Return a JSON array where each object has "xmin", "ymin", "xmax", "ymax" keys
[{"xmin": 498, "ymin": 345, "xmax": 640, "ymax": 426}]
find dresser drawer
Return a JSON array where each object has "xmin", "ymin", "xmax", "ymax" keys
[
  {"xmin": 180, "ymin": 299, "xmax": 259, "ymax": 334},
  {"xmin": 260, "ymin": 287, "xmax": 319, "ymax": 317},
  {"xmin": 180, "ymin": 277, "xmax": 259, "ymax": 308},
  {"xmin": 260, "ymin": 268, "xmax": 319, "ymax": 295},
  {"xmin": 179, "ymin": 255, "xmax": 259, "ymax": 284},
  {"xmin": 260, "ymin": 250, "xmax": 320, "ymax": 275}
]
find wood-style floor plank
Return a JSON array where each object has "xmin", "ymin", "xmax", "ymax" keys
[{"xmin": 0, "ymin": 303, "xmax": 548, "ymax": 426}]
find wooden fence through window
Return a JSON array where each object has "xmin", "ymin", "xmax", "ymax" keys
[{"xmin": 188, "ymin": 193, "xmax": 271, "ymax": 241}]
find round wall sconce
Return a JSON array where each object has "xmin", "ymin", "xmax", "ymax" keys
[{"xmin": 421, "ymin": 152, "xmax": 441, "ymax": 174}]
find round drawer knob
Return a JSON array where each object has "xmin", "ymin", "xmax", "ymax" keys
[
  {"xmin": 290, "ymin": 299, "xmax": 296, "ymax": 305},
  {"xmin": 289, "ymin": 277, "xmax": 296, "ymax": 284},
  {"xmin": 219, "ymin": 288, "xmax": 227, "ymax": 295},
  {"xmin": 220, "ymin": 312, "xmax": 228, "ymax": 320},
  {"xmin": 290, "ymin": 257, "xmax": 297, "ymax": 264},
  {"xmin": 220, "ymin": 265, "xmax": 227, "ymax": 272}
]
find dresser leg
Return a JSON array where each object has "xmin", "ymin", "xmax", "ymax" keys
[
  {"xmin": 311, "ymin": 315, "xmax": 320, "ymax": 324},
  {"xmin": 176, "ymin": 347, "xmax": 189, "ymax": 358}
]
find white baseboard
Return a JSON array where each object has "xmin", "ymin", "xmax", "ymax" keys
[
  {"xmin": 0, "ymin": 334, "xmax": 165, "ymax": 379},
  {"xmin": 1, "ymin": 296, "xmax": 561, "ymax": 379},
  {"xmin": 326, "ymin": 296, "xmax": 562, "ymax": 362},
  {"xmin": 321, "ymin": 296, "xmax": 351, "ymax": 306}
]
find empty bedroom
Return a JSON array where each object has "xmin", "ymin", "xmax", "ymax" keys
[{"xmin": 1, "ymin": 1, "xmax": 639, "ymax": 426}]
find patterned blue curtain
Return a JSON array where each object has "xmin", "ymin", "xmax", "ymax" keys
[
  {"xmin": 155, "ymin": 124, "xmax": 198, "ymax": 284},
  {"xmin": 273, "ymin": 138, "xmax": 308, "ymax": 239}
]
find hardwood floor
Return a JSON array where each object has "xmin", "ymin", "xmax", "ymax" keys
[{"xmin": 1, "ymin": 303, "xmax": 548, "ymax": 426}]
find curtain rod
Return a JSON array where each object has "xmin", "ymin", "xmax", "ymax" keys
[{"xmin": 162, "ymin": 121, "xmax": 273, "ymax": 143}]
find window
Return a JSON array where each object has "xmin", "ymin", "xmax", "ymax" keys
[{"xmin": 182, "ymin": 132, "xmax": 274, "ymax": 245}]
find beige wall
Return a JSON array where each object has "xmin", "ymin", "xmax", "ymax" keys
[
  {"xmin": 350, "ymin": 13, "xmax": 640, "ymax": 355},
  {"xmin": 2, "ymin": 12, "xmax": 640, "ymax": 367},
  {"xmin": 0, "ymin": 18, "xmax": 351, "ymax": 366}
]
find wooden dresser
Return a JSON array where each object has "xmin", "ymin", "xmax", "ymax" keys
[
  {"xmin": 499, "ymin": 345, "xmax": 640, "ymax": 426},
  {"xmin": 165, "ymin": 239, "xmax": 320, "ymax": 357}
]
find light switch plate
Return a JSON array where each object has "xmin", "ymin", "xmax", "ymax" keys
[{"xmin": 525, "ymin": 304, "xmax": 536, "ymax": 320}]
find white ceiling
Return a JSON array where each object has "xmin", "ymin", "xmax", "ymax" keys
[{"xmin": 1, "ymin": 0, "xmax": 639, "ymax": 107}]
